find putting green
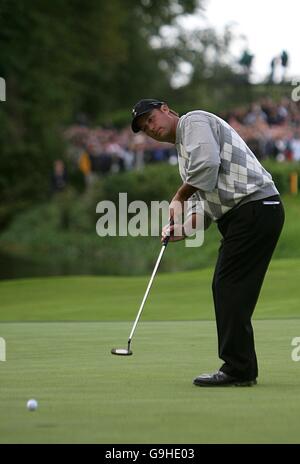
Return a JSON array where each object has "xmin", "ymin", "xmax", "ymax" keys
[
  {"xmin": 0, "ymin": 320, "xmax": 299, "ymax": 444},
  {"xmin": 0, "ymin": 259, "xmax": 299, "ymax": 443}
]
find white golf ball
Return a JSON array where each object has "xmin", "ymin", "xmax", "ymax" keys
[{"xmin": 27, "ymin": 399, "xmax": 38, "ymax": 411}]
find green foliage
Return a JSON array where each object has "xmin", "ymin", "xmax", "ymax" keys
[
  {"xmin": 0, "ymin": 165, "xmax": 299, "ymax": 278},
  {"xmin": 0, "ymin": 0, "xmax": 295, "ymax": 230},
  {"xmin": 262, "ymin": 160, "xmax": 300, "ymax": 194},
  {"xmin": 0, "ymin": 1, "xmax": 201, "ymax": 218},
  {"xmin": 91, "ymin": 164, "xmax": 180, "ymax": 205}
]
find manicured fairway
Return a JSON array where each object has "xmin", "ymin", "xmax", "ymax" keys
[
  {"xmin": 0, "ymin": 320, "xmax": 299, "ymax": 444},
  {"xmin": 0, "ymin": 259, "xmax": 299, "ymax": 322}
]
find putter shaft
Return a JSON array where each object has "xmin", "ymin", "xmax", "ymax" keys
[{"xmin": 128, "ymin": 242, "xmax": 168, "ymax": 344}]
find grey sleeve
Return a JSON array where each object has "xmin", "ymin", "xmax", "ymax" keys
[
  {"xmin": 182, "ymin": 119, "xmax": 221, "ymax": 192},
  {"xmin": 186, "ymin": 193, "xmax": 212, "ymax": 230}
]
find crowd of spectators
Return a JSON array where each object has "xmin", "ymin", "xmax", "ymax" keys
[
  {"xmin": 222, "ymin": 97, "xmax": 300, "ymax": 162},
  {"xmin": 64, "ymin": 123, "xmax": 177, "ymax": 187},
  {"xmin": 63, "ymin": 97, "xmax": 300, "ymax": 188}
]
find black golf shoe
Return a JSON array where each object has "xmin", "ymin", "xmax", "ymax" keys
[{"xmin": 193, "ymin": 370, "xmax": 257, "ymax": 387}]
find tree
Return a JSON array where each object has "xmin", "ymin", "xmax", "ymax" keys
[{"xmin": 0, "ymin": 0, "xmax": 201, "ymax": 225}]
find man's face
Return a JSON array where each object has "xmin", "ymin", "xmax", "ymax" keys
[{"xmin": 137, "ymin": 105, "xmax": 174, "ymax": 142}]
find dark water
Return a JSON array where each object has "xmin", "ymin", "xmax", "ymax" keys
[
  {"xmin": 0, "ymin": 252, "xmax": 96, "ymax": 280},
  {"xmin": 0, "ymin": 252, "xmax": 55, "ymax": 280},
  {"xmin": 0, "ymin": 251, "xmax": 132, "ymax": 280}
]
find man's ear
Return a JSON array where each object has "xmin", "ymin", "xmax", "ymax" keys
[{"xmin": 161, "ymin": 103, "xmax": 170, "ymax": 114}]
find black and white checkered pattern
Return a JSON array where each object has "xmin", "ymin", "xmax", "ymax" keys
[{"xmin": 177, "ymin": 111, "xmax": 278, "ymax": 221}]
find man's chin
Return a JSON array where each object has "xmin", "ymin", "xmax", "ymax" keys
[
  {"xmin": 151, "ymin": 134, "xmax": 164, "ymax": 142},
  {"xmin": 155, "ymin": 132, "xmax": 168, "ymax": 142}
]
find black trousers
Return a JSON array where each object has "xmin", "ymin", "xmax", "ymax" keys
[{"xmin": 212, "ymin": 195, "xmax": 285, "ymax": 380}]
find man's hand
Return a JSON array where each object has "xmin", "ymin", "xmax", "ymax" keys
[
  {"xmin": 161, "ymin": 222, "xmax": 185, "ymax": 243},
  {"xmin": 161, "ymin": 213, "xmax": 204, "ymax": 244},
  {"xmin": 162, "ymin": 183, "xmax": 199, "ymax": 243}
]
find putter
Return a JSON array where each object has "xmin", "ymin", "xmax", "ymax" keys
[{"xmin": 111, "ymin": 221, "xmax": 173, "ymax": 356}]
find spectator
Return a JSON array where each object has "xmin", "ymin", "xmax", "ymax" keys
[
  {"xmin": 78, "ymin": 150, "xmax": 92, "ymax": 186},
  {"xmin": 290, "ymin": 131, "xmax": 300, "ymax": 161},
  {"xmin": 243, "ymin": 103, "xmax": 267, "ymax": 126},
  {"xmin": 63, "ymin": 96, "xmax": 300, "ymax": 179},
  {"xmin": 51, "ymin": 159, "xmax": 67, "ymax": 193},
  {"xmin": 87, "ymin": 137, "xmax": 112, "ymax": 176}
]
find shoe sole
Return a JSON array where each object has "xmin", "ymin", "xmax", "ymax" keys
[
  {"xmin": 234, "ymin": 379, "xmax": 257, "ymax": 387},
  {"xmin": 193, "ymin": 379, "xmax": 257, "ymax": 387}
]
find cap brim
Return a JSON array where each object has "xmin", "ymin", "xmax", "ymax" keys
[
  {"xmin": 131, "ymin": 119, "xmax": 141, "ymax": 133},
  {"xmin": 131, "ymin": 110, "xmax": 151, "ymax": 133}
]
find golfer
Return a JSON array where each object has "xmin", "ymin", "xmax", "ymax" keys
[{"xmin": 131, "ymin": 99, "xmax": 285, "ymax": 387}]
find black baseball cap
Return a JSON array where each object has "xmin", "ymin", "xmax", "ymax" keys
[{"xmin": 131, "ymin": 99, "xmax": 165, "ymax": 133}]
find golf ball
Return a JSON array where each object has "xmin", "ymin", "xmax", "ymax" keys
[{"xmin": 27, "ymin": 399, "xmax": 38, "ymax": 411}]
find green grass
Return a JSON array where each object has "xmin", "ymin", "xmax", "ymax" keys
[
  {"xmin": 0, "ymin": 320, "xmax": 299, "ymax": 444},
  {"xmin": 0, "ymin": 259, "xmax": 299, "ymax": 321},
  {"xmin": 0, "ymin": 259, "xmax": 300, "ymax": 443}
]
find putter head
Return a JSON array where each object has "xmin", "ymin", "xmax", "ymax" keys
[{"xmin": 111, "ymin": 348, "xmax": 133, "ymax": 356}]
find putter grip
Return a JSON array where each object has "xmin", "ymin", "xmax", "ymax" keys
[{"xmin": 162, "ymin": 218, "xmax": 174, "ymax": 246}]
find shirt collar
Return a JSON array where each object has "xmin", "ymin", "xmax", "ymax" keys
[{"xmin": 175, "ymin": 115, "xmax": 184, "ymax": 144}]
